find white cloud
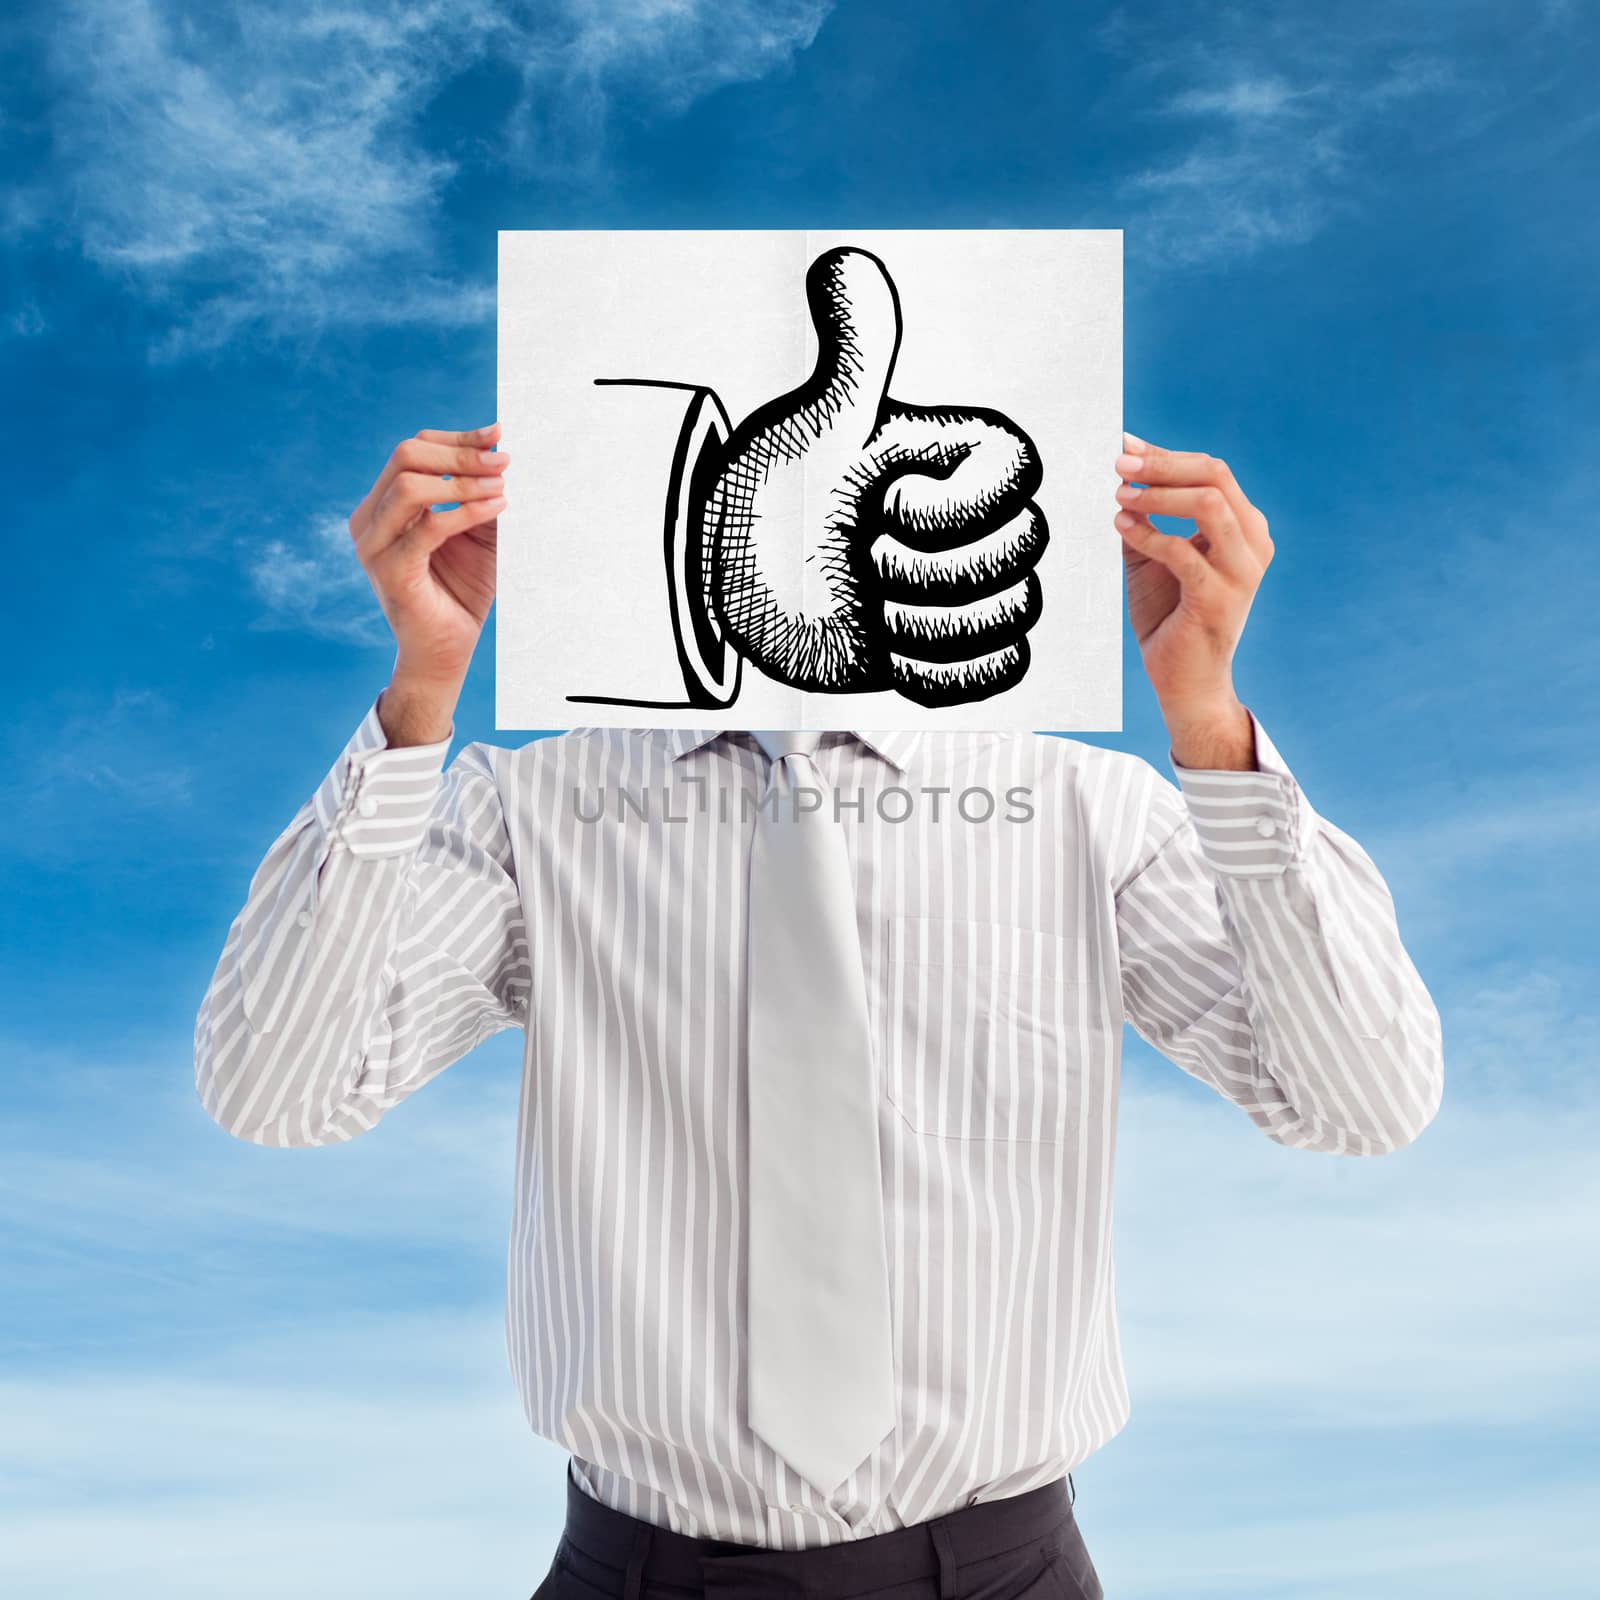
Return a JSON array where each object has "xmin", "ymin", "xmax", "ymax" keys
[
  {"xmin": 42, "ymin": 0, "xmax": 832, "ymax": 356},
  {"xmin": 0, "ymin": 686, "xmax": 197, "ymax": 860},
  {"xmin": 0, "ymin": 1043, "xmax": 524, "ymax": 1278},
  {"xmin": 500, "ymin": 0, "xmax": 833, "ymax": 171},
  {"xmin": 1085, "ymin": 1478, "xmax": 1600, "ymax": 1599},
  {"xmin": 47, "ymin": 0, "xmax": 477, "ymax": 355},
  {"xmin": 1095, "ymin": 5, "xmax": 1468, "ymax": 265},
  {"xmin": 1115, "ymin": 1055, "xmax": 1600, "ymax": 1429},
  {"xmin": 4, "ymin": 301, "xmax": 45, "ymax": 339},
  {"xmin": 1164, "ymin": 76, "xmax": 1319, "ymax": 120},
  {"xmin": 245, "ymin": 511, "xmax": 391, "ymax": 646},
  {"xmin": 0, "ymin": 1315, "xmax": 570, "ymax": 1598}
]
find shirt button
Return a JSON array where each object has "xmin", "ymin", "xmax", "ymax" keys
[
  {"xmin": 357, "ymin": 795, "xmax": 379, "ymax": 818},
  {"xmin": 1254, "ymin": 816, "xmax": 1277, "ymax": 838},
  {"xmin": 296, "ymin": 910, "xmax": 313, "ymax": 928}
]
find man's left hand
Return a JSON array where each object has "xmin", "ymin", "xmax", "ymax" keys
[{"xmin": 1114, "ymin": 433, "xmax": 1273, "ymax": 770}]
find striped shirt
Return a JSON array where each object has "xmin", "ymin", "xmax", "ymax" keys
[{"xmin": 194, "ymin": 696, "xmax": 1443, "ymax": 1547}]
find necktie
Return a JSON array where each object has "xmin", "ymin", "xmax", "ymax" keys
[{"xmin": 744, "ymin": 730, "xmax": 898, "ymax": 1496}]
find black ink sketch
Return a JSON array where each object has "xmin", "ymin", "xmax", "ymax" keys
[{"xmin": 567, "ymin": 246, "xmax": 1048, "ymax": 710}]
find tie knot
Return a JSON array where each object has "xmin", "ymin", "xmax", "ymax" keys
[{"xmin": 751, "ymin": 730, "xmax": 823, "ymax": 765}]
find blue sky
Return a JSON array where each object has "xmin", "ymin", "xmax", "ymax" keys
[{"xmin": 2, "ymin": 0, "xmax": 1597, "ymax": 1594}]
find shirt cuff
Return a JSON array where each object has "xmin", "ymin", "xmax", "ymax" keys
[
  {"xmin": 328, "ymin": 693, "xmax": 454, "ymax": 859},
  {"xmin": 1168, "ymin": 710, "xmax": 1313, "ymax": 877}
]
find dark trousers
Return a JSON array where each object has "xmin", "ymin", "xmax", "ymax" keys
[{"xmin": 531, "ymin": 1460, "xmax": 1103, "ymax": 1600}]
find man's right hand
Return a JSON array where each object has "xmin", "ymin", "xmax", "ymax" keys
[
  {"xmin": 351, "ymin": 421, "xmax": 508, "ymax": 688},
  {"xmin": 350, "ymin": 422, "xmax": 507, "ymax": 744}
]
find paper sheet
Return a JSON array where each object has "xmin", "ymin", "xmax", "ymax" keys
[{"xmin": 497, "ymin": 229, "xmax": 1122, "ymax": 731}]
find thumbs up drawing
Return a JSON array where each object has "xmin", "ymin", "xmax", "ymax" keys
[{"xmin": 690, "ymin": 247, "xmax": 1049, "ymax": 707}]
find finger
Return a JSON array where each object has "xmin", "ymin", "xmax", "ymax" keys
[
  {"xmin": 871, "ymin": 404, "xmax": 1042, "ymax": 549},
  {"xmin": 407, "ymin": 494, "xmax": 505, "ymax": 557},
  {"xmin": 890, "ymin": 639, "xmax": 1031, "ymax": 708},
  {"xmin": 384, "ymin": 468, "xmax": 507, "ymax": 513},
  {"xmin": 354, "ymin": 430, "xmax": 509, "ymax": 532},
  {"xmin": 804, "ymin": 247, "xmax": 901, "ymax": 431},
  {"xmin": 416, "ymin": 422, "xmax": 501, "ymax": 447},
  {"xmin": 363, "ymin": 442, "xmax": 510, "ymax": 519},
  {"xmin": 871, "ymin": 502, "xmax": 1048, "ymax": 603},
  {"xmin": 1118, "ymin": 440, "xmax": 1269, "ymax": 562},
  {"xmin": 358, "ymin": 470, "xmax": 505, "ymax": 562},
  {"xmin": 396, "ymin": 439, "xmax": 510, "ymax": 477},
  {"xmin": 881, "ymin": 571, "xmax": 1042, "ymax": 664},
  {"xmin": 1114, "ymin": 483, "xmax": 1255, "ymax": 582},
  {"xmin": 1114, "ymin": 508, "xmax": 1212, "ymax": 589}
]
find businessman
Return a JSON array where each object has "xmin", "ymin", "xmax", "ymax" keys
[{"xmin": 195, "ymin": 422, "xmax": 1443, "ymax": 1600}]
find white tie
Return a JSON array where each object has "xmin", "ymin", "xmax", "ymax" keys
[{"xmin": 744, "ymin": 730, "xmax": 898, "ymax": 1496}]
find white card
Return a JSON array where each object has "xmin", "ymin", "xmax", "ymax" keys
[{"xmin": 497, "ymin": 229, "xmax": 1122, "ymax": 731}]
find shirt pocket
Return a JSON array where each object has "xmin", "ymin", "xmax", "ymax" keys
[{"xmin": 880, "ymin": 914, "xmax": 1087, "ymax": 1143}]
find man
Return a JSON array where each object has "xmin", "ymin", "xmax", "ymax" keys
[{"xmin": 195, "ymin": 422, "xmax": 1443, "ymax": 1600}]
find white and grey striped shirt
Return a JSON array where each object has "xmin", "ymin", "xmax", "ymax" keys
[{"xmin": 194, "ymin": 697, "xmax": 1443, "ymax": 1548}]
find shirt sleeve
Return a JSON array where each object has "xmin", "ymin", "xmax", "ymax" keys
[
  {"xmin": 194, "ymin": 691, "xmax": 530, "ymax": 1148},
  {"xmin": 1113, "ymin": 709, "xmax": 1443, "ymax": 1155}
]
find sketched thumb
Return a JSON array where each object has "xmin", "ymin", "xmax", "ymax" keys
[{"xmin": 803, "ymin": 247, "xmax": 902, "ymax": 436}]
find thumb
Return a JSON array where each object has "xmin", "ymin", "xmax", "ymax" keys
[{"xmin": 804, "ymin": 247, "xmax": 901, "ymax": 430}]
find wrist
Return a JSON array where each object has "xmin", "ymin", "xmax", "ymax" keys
[
  {"xmin": 1163, "ymin": 692, "xmax": 1256, "ymax": 771},
  {"xmin": 380, "ymin": 672, "xmax": 461, "ymax": 747}
]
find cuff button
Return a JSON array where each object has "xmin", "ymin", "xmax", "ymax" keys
[
  {"xmin": 1254, "ymin": 816, "xmax": 1278, "ymax": 838},
  {"xmin": 296, "ymin": 910, "xmax": 313, "ymax": 928},
  {"xmin": 357, "ymin": 795, "xmax": 379, "ymax": 818}
]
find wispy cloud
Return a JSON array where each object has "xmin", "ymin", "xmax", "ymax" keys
[
  {"xmin": 38, "ymin": 0, "xmax": 832, "ymax": 357},
  {"xmin": 1164, "ymin": 75, "xmax": 1320, "ymax": 120},
  {"xmin": 499, "ymin": 0, "xmax": 835, "ymax": 174},
  {"xmin": 245, "ymin": 511, "xmax": 390, "ymax": 646},
  {"xmin": 1094, "ymin": 5, "xmax": 1473, "ymax": 265},
  {"xmin": 0, "ymin": 1313, "xmax": 570, "ymax": 1598},
  {"xmin": 1118, "ymin": 1050, "xmax": 1600, "ymax": 1431},
  {"xmin": 3, "ymin": 301, "xmax": 45, "ymax": 339},
  {"xmin": 0, "ymin": 686, "xmax": 197, "ymax": 863},
  {"xmin": 0, "ymin": 1043, "xmax": 523, "ymax": 1303},
  {"xmin": 45, "ymin": 0, "xmax": 479, "ymax": 357},
  {"xmin": 1089, "ymin": 1475, "xmax": 1600, "ymax": 1599}
]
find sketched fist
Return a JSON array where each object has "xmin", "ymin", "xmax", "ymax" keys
[{"xmin": 691, "ymin": 247, "xmax": 1048, "ymax": 707}]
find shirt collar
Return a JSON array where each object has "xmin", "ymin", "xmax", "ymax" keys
[{"xmin": 660, "ymin": 728, "xmax": 925, "ymax": 775}]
